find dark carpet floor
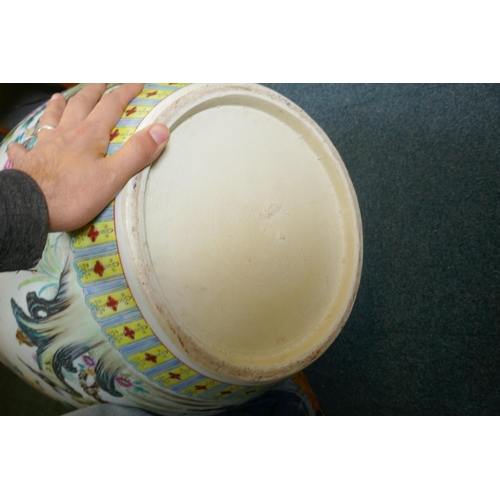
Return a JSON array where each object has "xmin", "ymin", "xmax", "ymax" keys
[{"xmin": 0, "ymin": 83, "xmax": 498, "ymax": 415}]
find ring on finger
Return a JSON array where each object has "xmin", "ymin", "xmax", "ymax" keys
[{"xmin": 36, "ymin": 124, "xmax": 56, "ymax": 134}]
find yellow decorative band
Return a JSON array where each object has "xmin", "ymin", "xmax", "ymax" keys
[
  {"xmin": 126, "ymin": 345, "xmax": 174, "ymax": 371},
  {"xmin": 153, "ymin": 365, "xmax": 198, "ymax": 387},
  {"xmin": 105, "ymin": 319, "xmax": 154, "ymax": 348},
  {"xmin": 110, "ymin": 127, "xmax": 136, "ymax": 144},
  {"xmin": 72, "ymin": 219, "xmax": 116, "ymax": 249},
  {"xmin": 76, "ymin": 254, "xmax": 123, "ymax": 284},
  {"xmin": 122, "ymin": 104, "xmax": 155, "ymax": 119},
  {"xmin": 136, "ymin": 88, "xmax": 176, "ymax": 100},
  {"xmin": 88, "ymin": 288, "xmax": 137, "ymax": 319}
]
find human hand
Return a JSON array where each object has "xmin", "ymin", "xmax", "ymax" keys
[{"xmin": 7, "ymin": 83, "xmax": 170, "ymax": 232}]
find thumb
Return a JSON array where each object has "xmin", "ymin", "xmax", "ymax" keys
[
  {"xmin": 7, "ymin": 142, "xmax": 28, "ymax": 166},
  {"xmin": 106, "ymin": 123, "xmax": 170, "ymax": 182}
]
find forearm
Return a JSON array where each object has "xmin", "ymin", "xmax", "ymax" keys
[{"xmin": 0, "ymin": 169, "xmax": 49, "ymax": 272}]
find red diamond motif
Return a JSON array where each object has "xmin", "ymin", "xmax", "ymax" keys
[
  {"xmin": 146, "ymin": 90, "xmax": 158, "ymax": 98},
  {"xmin": 87, "ymin": 225, "xmax": 99, "ymax": 243},
  {"xmin": 145, "ymin": 352, "xmax": 157, "ymax": 363},
  {"xmin": 93, "ymin": 260, "xmax": 105, "ymax": 277},
  {"xmin": 125, "ymin": 106, "xmax": 137, "ymax": 116},
  {"xmin": 106, "ymin": 296, "xmax": 119, "ymax": 311},
  {"xmin": 195, "ymin": 385, "xmax": 207, "ymax": 391},
  {"xmin": 168, "ymin": 372, "xmax": 181, "ymax": 380},
  {"xmin": 110, "ymin": 129, "xmax": 119, "ymax": 141},
  {"xmin": 221, "ymin": 390, "xmax": 232, "ymax": 395},
  {"xmin": 123, "ymin": 326, "xmax": 135, "ymax": 340}
]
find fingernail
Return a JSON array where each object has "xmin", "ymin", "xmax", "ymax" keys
[
  {"xmin": 50, "ymin": 93, "xmax": 62, "ymax": 101},
  {"xmin": 149, "ymin": 124, "xmax": 169, "ymax": 145}
]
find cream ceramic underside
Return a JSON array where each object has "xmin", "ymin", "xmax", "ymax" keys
[
  {"xmin": 120, "ymin": 85, "xmax": 362, "ymax": 378},
  {"xmin": 145, "ymin": 104, "xmax": 343, "ymax": 360}
]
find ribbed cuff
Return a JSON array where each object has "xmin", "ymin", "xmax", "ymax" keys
[{"xmin": 0, "ymin": 169, "xmax": 49, "ymax": 272}]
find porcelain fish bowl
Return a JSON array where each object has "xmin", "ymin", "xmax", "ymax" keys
[{"xmin": 0, "ymin": 84, "xmax": 362, "ymax": 415}]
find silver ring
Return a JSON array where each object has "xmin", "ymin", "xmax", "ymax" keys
[{"xmin": 36, "ymin": 124, "xmax": 56, "ymax": 134}]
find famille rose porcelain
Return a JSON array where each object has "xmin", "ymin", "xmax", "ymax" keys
[{"xmin": 0, "ymin": 83, "xmax": 362, "ymax": 415}]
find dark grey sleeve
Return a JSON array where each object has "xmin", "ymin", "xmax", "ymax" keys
[{"xmin": 0, "ymin": 169, "xmax": 49, "ymax": 272}]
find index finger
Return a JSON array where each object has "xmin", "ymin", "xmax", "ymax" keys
[{"xmin": 86, "ymin": 83, "xmax": 144, "ymax": 134}]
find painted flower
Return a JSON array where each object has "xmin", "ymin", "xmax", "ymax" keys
[
  {"xmin": 3, "ymin": 159, "xmax": 13, "ymax": 170},
  {"xmin": 115, "ymin": 375, "xmax": 133, "ymax": 388},
  {"xmin": 82, "ymin": 355, "xmax": 96, "ymax": 367},
  {"xmin": 23, "ymin": 136, "xmax": 37, "ymax": 150}
]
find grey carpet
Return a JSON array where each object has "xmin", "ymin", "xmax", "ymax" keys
[{"xmin": 265, "ymin": 84, "xmax": 499, "ymax": 415}]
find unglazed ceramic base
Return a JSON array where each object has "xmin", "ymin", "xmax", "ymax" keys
[
  {"xmin": 0, "ymin": 84, "xmax": 362, "ymax": 414},
  {"xmin": 117, "ymin": 84, "xmax": 362, "ymax": 383}
]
